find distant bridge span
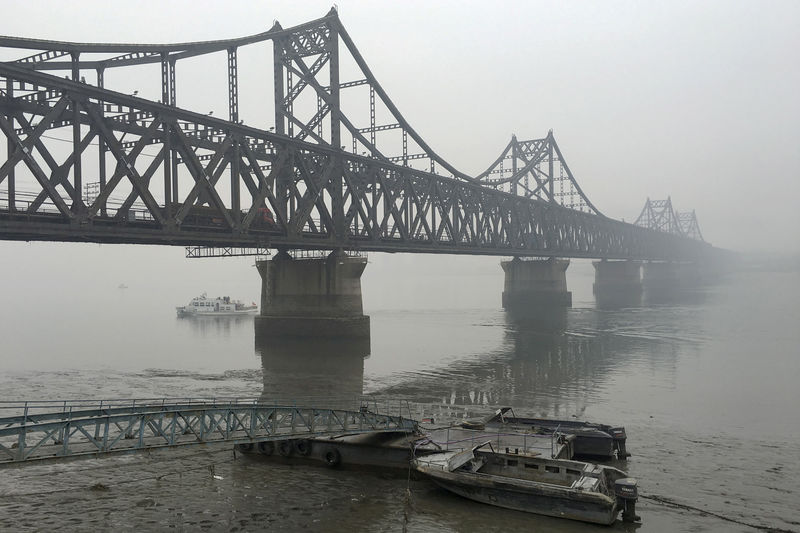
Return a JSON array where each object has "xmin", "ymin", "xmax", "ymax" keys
[{"xmin": 0, "ymin": 9, "xmax": 713, "ymax": 261}]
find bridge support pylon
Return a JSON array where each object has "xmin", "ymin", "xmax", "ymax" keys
[
  {"xmin": 643, "ymin": 261, "xmax": 707, "ymax": 290},
  {"xmin": 642, "ymin": 261, "xmax": 681, "ymax": 291},
  {"xmin": 592, "ymin": 260, "xmax": 643, "ymax": 307},
  {"xmin": 255, "ymin": 250, "xmax": 370, "ymax": 338},
  {"xmin": 501, "ymin": 257, "xmax": 572, "ymax": 309}
]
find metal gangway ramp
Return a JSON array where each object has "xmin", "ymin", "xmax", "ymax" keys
[{"xmin": 0, "ymin": 398, "xmax": 418, "ymax": 464}]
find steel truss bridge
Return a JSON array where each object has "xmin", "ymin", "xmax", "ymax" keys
[
  {"xmin": 0, "ymin": 398, "xmax": 417, "ymax": 464},
  {"xmin": 0, "ymin": 9, "xmax": 712, "ymax": 260},
  {"xmin": 634, "ymin": 197, "xmax": 704, "ymax": 242}
]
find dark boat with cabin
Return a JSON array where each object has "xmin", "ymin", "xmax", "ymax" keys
[{"xmin": 482, "ymin": 407, "xmax": 629, "ymax": 460}]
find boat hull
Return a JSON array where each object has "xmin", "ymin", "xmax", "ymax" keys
[
  {"xmin": 176, "ymin": 307, "xmax": 257, "ymax": 318},
  {"xmin": 423, "ymin": 468, "xmax": 619, "ymax": 525}
]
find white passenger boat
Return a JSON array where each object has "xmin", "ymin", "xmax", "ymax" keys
[{"xmin": 176, "ymin": 293, "xmax": 258, "ymax": 317}]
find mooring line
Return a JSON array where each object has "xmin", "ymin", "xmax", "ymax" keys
[
  {"xmin": 640, "ymin": 493, "xmax": 797, "ymax": 533},
  {"xmin": 3, "ymin": 455, "xmax": 237, "ymax": 498}
]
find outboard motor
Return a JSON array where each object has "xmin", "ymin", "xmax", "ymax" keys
[
  {"xmin": 610, "ymin": 427, "xmax": 630, "ymax": 459},
  {"xmin": 614, "ymin": 478, "xmax": 640, "ymax": 523}
]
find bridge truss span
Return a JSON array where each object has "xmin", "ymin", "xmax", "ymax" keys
[
  {"xmin": 476, "ymin": 133, "xmax": 601, "ymax": 215},
  {"xmin": 0, "ymin": 9, "xmax": 712, "ymax": 260},
  {"xmin": 634, "ymin": 197, "xmax": 705, "ymax": 242}
]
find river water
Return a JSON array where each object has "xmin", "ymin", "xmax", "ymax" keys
[{"xmin": 0, "ymin": 248, "xmax": 798, "ymax": 532}]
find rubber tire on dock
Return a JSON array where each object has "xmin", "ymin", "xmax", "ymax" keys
[
  {"xmin": 278, "ymin": 440, "xmax": 293, "ymax": 457},
  {"xmin": 235, "ymin": 443, "xmax": 254, "ymax": 453},
  {"xmin": 324, "ymin": 447, "xmax": 341, "ymax": 467},
  {"xmin": 294, "ymin": 439, "xmax": 312, "ymax": 456},
  {"xmin": 257, "ymin": 441, "xmax": 274, "ymax": 456}
]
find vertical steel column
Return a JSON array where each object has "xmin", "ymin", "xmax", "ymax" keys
[
  {"xmin": 452, "ymin": 187, "xmax": 459, "ymax": 241},
  {"xmin": 316, "ymin": 95, "xmax": 323, "ymax": 139},
  {"xmin": 160, "ymin": 53, "xmax": 170, "ymax": 106},
  {"xmin": 273, "ymin": 39, "xmax": 285, "ymax": 136},
  {"xmin": 227, "ymin": 47, "xmax": 239, "ymax": 123},
  {"xmin": 228, "ymin": 48, "xmax": 240, "ymax": 226},
  {"xmin": 161, "ymin": 54, "xmax": 172, "ymax": 215},
  {"xmin": 231, "ymin": 138, "xmax": 241, "ymax": 227},
  {"xmin": 329, "ymin": 27, "xmax": 344, "ymax": 238},
  {"xmin": 511, "ymin": 135, "xmax": 518, "ymax": 197},
  {"xmin": 71, "ymin": 52, "xmax": 82, "ymax": 211},
  {"xmin": 402, "ymin": 129, "xmax": 408, "ymax": 166},
  {"xmin": 272, "ymin": 38, "xmax": 288, "ymax": 222},
  {"xmin": 371, "ymin": 166, "xmax": 378, "ymax": 236},
  {"xmin": 432, "ymin": 179, "xmax": 437, "ymax": 238},
  {"xmin": 404, "ymin": 177, "xmax": 410, "ymax": 234},
  {"xmin": 169, "ymin": 59, "xmax": 178, "ymax": 204},
  {"xmin": 548, "ymin": 133, "xmax": 555, "ymax": 202},
  {"xmin": 169, "ymin": 59, "xmax": 176, "ymax": 107},
  {"xmin": 369, "ymin": 85, "xmax": 376, "ymax": 149},
  {"xmin": 96, "ymin": 68, "xmax": 106, "ymax": 216},
  {"xmin": 286, "ymin": 70, "xmax": 294, "ymax": 138},
  {"xmin": 5, "ymin": 78, "xmax": 14, "ymax": 211}
]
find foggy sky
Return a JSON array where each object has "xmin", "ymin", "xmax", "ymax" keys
[{"xmin": 0, "ymin": 0, "xmax": 798, "ymax": 303}]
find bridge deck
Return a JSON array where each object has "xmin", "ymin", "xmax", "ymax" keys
[{"xmin": 0, "ymin": 399, "xmax": 418, "ymax": 464}]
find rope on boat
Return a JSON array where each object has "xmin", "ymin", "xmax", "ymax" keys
[
  {"xmin": 402, "ymin": 439, "xmax": 418, "ymax": 533},
  {"xmin": 640, "ymin": 493, "xmax": 797, "ymax": 533}
]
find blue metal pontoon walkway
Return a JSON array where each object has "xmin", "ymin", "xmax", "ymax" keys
[{"xmin": 0, "ymin": 398, "xmax": 418, "ymax": 464}]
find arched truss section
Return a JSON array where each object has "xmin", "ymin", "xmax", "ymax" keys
[
  {"xmin": 1, "ymin": 8, "xmax": 475, "ymax": 183},
  {"xmin": 1, "ymin": 8, "xmax": 603, "ymax": 205},
  {"xmin": 634, "ymin": 197, "xmax": 696, "ymax": 239},
  {"xmin": 475, "ymin": 132, "xmax": 601, "ymax": 215},
  {"xmin": 676, "ymin": 210, "xmax": 704, "ymax": 242}
]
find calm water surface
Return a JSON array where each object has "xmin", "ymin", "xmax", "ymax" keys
[{"xmin": 0, "ymin": 249, "xmax": 798, "ymax": 532}]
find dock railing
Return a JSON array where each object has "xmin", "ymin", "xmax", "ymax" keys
[
  {"xmin": 0, "ymin": 397, "xmax": 418, "ymax": 464},
  {"xmin": 0, "ymin": 397, "xmax": 572, "ymax": 464}
]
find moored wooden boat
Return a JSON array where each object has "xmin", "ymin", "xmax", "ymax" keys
[{"xmin": 413, "ymin": 443, "xmax": 639, "ymax": 525}]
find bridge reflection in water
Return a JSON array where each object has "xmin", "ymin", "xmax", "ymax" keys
[
  {"xmin": 251, "ymin": 302, "xmax": 637, "ymax": 420},
  {"xmin": 255, "ymin": 324, "xmax": 369, "ymax": 411}
]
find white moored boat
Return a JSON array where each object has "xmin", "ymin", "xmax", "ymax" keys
[{"xmin": 176, "ymin": 293, "xmax": 258, "ymax": 317}]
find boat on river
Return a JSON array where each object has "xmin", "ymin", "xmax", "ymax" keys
[
  {"xmin": 176, "ymin": 293, "xmax": 258, "ymax": 317},
  {"xmin": 482, "ymin": 407, "xmax": 629, "ymax": 460},
  {"xmin": 413, "ymin": 443, "xmax": 640, "ymax": 525}
]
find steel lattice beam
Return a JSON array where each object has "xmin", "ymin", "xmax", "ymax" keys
[{"xmin": 0, "ymin": 10, "xmax": 715, "ymax": 261}]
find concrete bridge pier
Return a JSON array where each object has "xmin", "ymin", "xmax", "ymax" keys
[
  {"xmin": 642, "ymin": 261, "xmax": 682, "ymax": 291},
  {"xmin": 643, "ymin": 261, "xmax": 708, "ymax": 289},
  {"xmin": 501, "ymin": 257, "xmax": 572, "ymax": 309},
  {"xmin": 593, "ymin": 260, "xmax": 643, "ymax": 307},
  {"xmin": 642, "ymin": 261, "xmax": 710, "ymax": 304},
  {"xmin": 255, "ymin": 249, "xmax": 370, "ymax": 338}
]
